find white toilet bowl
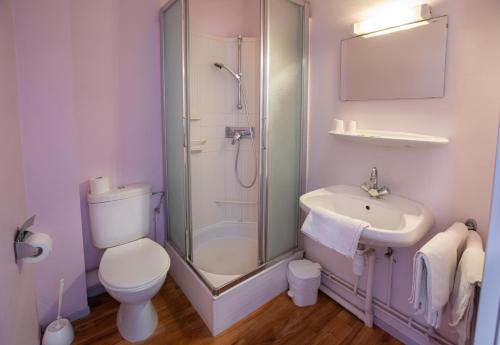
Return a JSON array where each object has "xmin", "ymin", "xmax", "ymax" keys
[{"xmin": 98, "ymin": 238, "xmax": 170, "ymax": 342}]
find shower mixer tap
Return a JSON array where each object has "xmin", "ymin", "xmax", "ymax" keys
[
  {"xmin": 225, "ymin": 126, "xmax": 254, "ymax": 145},
  {"xmin": 231, "ymin": 132, "xmax": 242, "ymax": 145}
]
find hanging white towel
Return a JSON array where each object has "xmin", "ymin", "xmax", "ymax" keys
[
  {"xmin": 301, "ymin": 207, "xmax": 369, "ymax": 258},
  {"xmin": 409, "ymin": 222, "xmax": 468, "ymax": 328},
  {"xmin": 449, "ymin": 231, "xmax": 484, "ymax": 345}
]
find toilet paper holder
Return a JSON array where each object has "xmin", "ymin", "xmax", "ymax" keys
[{"xmin": 13, "ymin": 215, "xmax": 43, "ymax": 263}]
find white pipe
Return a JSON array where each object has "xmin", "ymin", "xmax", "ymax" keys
[
  {"xmin": 353, "ymin": 276, "xmax": 360, "ymax": 294},
  {"xmin": 364, "ymin": 249, "xmax": 376, "ymax": 327},
  {"xmin": 320, "ymin": 269, "xmax": 455, "ymax": 345}
]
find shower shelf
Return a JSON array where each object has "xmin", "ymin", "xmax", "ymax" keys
[
  {"xmin": 214, "ymin": 200, "xmax": 256, "ymax": 206},
  {"xmin": 189, "ymin": 114, "xmax": 201, "ymax": 121},
  {"xmin": 190, "ymin": 139, "xmax": 206, "ymax": 153}
]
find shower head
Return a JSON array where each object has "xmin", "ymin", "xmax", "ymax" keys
[{"xmin": 213, "ymin": 62, "xmax": 241, "ymax": 81}]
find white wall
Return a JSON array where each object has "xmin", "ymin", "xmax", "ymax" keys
[
  {"xmin": 188, "ymin": 0, "xmax": 260, "ymax": 232},
  {"xmin": 307, "ymin": 0, "xmax": 500, "ymax": 343},
  {"xmin": 189, "ymin": 34, "xmax": 259, "ymax": 230}
]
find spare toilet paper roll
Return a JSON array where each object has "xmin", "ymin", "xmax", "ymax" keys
[
  {"xmin": 89, "ymin": 176, "xmax": 110, "ymax": 194},
  {"xmin": 23, "ymin": 232, "xmax": 52, "ymax": 264}
]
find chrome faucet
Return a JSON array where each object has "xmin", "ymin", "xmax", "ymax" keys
[
  {"xmin": 231, "ymin": 131, "xmax": 242, "ymax": 145},
  {"xmin": 361, "ymin": 167, "xmax": 390, "ymax": 198}
]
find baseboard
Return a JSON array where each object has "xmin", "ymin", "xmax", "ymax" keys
[
  {"xmin": 374, "ymin": 316, "xmax": 422, "ymax": 345},
  {"xmin": 67, "ymin": 306, "xmax": 90, "ymax": 322}
]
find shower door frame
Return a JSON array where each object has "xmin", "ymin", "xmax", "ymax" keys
[
  {"xmin": 259, "ymin": 0, "xmax": 310, "ymax": 263},
  {"xmin": 160, "ymin": 0, "xmax": 192, "ymax": 261},
  {"xmin": 161, "ymin": 0, "xmax": 310, "ymax": 296}
]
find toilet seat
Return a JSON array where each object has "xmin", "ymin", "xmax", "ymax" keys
[{"xmin": 99, "ymin": 238, "xmax": 170, "ymax": 292}]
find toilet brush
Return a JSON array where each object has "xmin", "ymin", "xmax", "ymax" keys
[{"xmin": 42, "ymin": 279, "xmax": 74, "ymax": 345}]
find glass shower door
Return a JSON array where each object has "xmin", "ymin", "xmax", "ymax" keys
[
  {"xmin": 161, "ymin": 0, "xmax": 190, "ymax": 257},
  {"xmin": 160, "ymin": 0, "xmax": 309, "ymax": 294},
  {"xmin": 263, "ymin": 0, "xmax": 308, "ymax": 261}
]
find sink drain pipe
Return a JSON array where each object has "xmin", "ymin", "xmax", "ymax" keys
[{"xmin": 350, "ymin": 245, "xmax": 376, "ymax": 327}]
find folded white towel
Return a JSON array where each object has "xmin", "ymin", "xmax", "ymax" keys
[
  {"xmin": 409, "ymin": 222, "xmax": 468, "ymax": 328},
  {"xmin": 449, "ymin": 231, "xmax": 484, "ymax": 345},
  {"xmin": 301, "ymin": 207, "xmax": 369, "ymax": 258}
]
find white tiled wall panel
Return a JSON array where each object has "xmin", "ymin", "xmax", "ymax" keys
[{"xmin": 189, "ymin": 33, "xmax": 259, "ymax": 230}]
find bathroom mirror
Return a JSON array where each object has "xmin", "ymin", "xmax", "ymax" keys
[{"xmin": 340, "ymin": 16, "xmax": 448, "ymax": 101}]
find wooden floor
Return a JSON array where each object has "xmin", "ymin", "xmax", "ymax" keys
[{"xmin": 73, "ymin": 277, "xmax": 403, "ymax": 345}]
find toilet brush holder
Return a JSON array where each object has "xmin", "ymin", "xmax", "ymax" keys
[
  {"xmin": 42, "ymin": 318, "xmax": 74, "ymax": 345},
  {"xmin": 42, "ymin": 278, "xmax": 74, "ymax": 345}
]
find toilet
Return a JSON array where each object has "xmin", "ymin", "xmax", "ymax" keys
[{"xmin": 87, "ymin": 183, "xmax": 170, "ymax": 342}]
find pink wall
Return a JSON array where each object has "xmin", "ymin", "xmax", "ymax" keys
[
  {"xmin": 10, "ymin": 0, "xmax": 167, "ymax": 324},
  {"xmin": 190, "ymin": 0, "xmax": 260, "ymax": 37},
  {"xmin": 0, "ymin": 1, "xmax": 40, "ymax": 343},
  {"xmin": 12, "ymin": 0, "xmax": 89, "ymax": 326},
  {"xmin": 71, "ymin": 0, "xmax": 165, "ymax": 273},
  {"xmin": 306, "ymin": 0, "xmax": 500, "ymax": 343}
]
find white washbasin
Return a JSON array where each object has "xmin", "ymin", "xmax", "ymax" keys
[{"xmin": 299, "ymin": 185, "xmax": 434, "ymax": 247}]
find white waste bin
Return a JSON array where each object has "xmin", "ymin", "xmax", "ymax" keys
[{"xmin": 287, "ymin": 259, "xmax": 322, "ymax": 307}]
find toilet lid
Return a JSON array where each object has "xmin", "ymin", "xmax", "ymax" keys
[
  {"xmin": 99, "ymin": 238, "xmax": 170, "ymax": 291},
  {"xmin": 289, "ymin": 259, "xmax": 321, "ymax": 279}
]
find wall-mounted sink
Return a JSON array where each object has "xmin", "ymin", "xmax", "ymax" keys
[{"xmin": 299, "ymin": 185, "xmax": 434, "ymax": 247}]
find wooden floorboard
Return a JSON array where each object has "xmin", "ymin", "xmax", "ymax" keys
[{"xmin": 73, "ymin": 277, "xmax": 403, "ymax": 345}]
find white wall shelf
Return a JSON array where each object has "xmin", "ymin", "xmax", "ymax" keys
[{"xmin": 328, "ymin": 129, "xmax": 449, "ymax": 148}]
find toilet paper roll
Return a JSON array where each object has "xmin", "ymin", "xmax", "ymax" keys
[
  {"xmin": 22, "ymin": 232, "xmax": 53, "ymax": 264},
  {"xmin": 89, "ymin": 176, "xmax": 110, "ymax": 195}
]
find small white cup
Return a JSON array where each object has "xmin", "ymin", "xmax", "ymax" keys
[
  {"xmin": 346, "ymin": 120, "xmax": 357, "ymax": 134},
  {"xmin": 333, "ymin": 119, "xmax": 344, "ymax": 133}
]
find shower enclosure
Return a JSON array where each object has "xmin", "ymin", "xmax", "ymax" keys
[{"xmin": 161, "ymin": 0, "xmax": 309, "ymax": 296}]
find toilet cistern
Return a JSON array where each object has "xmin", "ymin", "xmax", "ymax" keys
[{"xmin": 360, "ymin": 167, "xmax": 390, "ymax": 198}]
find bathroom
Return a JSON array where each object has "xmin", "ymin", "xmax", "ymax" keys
[{"xmin": 1, "ymin": 0, "xmax": 499, "ymax": 344}]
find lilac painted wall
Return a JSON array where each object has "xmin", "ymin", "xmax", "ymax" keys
[
  {"xmin": 190, "ymin": 0, "xmax": 260, "ymax": 37},
  {"xmin": 74, "ymin": 0, "xmax": 258, "ymax": 274},
  {"xmin": 0, "ymin": 1, "xmax": 40, "ymax": 343},
  {"xmin": 306, "ymin": 0, "xmax": 500, "ymax": 343},
  {"xmin": 12, "ymin": 0, "xmax": 89, "ymax": 326},
  {"xmin": 10, "ymin": 0, "xmax": 167, "ymax": 323},
  {"xmin": 71, "ymin": 0, "xmax": 165, "ymax": 273}
]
